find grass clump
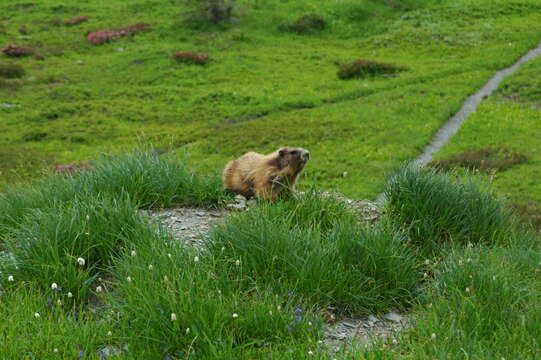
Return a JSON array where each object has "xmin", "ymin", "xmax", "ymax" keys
[
  {"xmin": 430, "ymin": 147, "xmax": 528, "ymax": 173},
  {"xmin": 113, "ymin": 229, "xmax": 322, "ymax": 358},
  {"xmin": 173, "ymin": 51, "xmax": 211, "ymax": 65},
  {"xmin": 393, "ymin": 245, "xmax": 541, "ymax": 359},
  {"xmin": 207, "ymin": 192, "xmax": 419, "ymax": 314},
  {"xmin": 280, "ymin": 14, "xmax": 326, "ymax": 34},
  {"xmin": 0, "ymin": 195, "xmax": 159, "ymax": 303},
  {"xmin": 0, "ymin": 45, "xmax": 33, "ymax": 57},
  {"xmin": 0, "ymin": 285, "xmax": 114, "ymax": 359},
  {"xmin": 0, "ymin": 63, "xmax": 25, "ymax": 78},
  {"xmin": 0, "ymin": 151, "xmax": 230, "ymax": 242},
  {"xmin": 384, "ymin": 166, "xmax": 515, "ymax": 254},
  {"xmin": 337, "ymin": 59, "xmax": 407, "ymax": 80}
]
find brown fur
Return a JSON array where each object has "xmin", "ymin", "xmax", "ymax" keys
[{"xmin": 222, "ymin": 147, "xmax": 310, "ymax": 200}]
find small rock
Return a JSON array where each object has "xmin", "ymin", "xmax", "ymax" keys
[
  {"xmin": 0, "ymin": 103, "xmax": 18, "ymax": 108},
  {"xmin": 76, "ymin": 60, "xmax": 84, "ymax": 65},
  {"xmin": 383, "ymin": 312, "xmax": 403, "ymax": 323},
  {"xmin": 116, "ymin": 47, "xmax": 125, "ymax": 52},
  {"xmin": 99, "ymin": 346, "xmax": 121, "ymax": 356},
  {"xmin": 367, "ymin": 314, "xmax": 378, "ymax": 323}
]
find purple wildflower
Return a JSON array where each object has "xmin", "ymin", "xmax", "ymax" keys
[
  {"xmin": 98, "ymin": 352, "xmax": 107, "ymax": 360},
  {"xmin": 165, "ymin": 354, "xmax": 171, "ymax": 360},
  {"xmin": 294, "ymin": 307, "xmax": 303, "ymax": 314},
  {"xmin": 294, "ymin": 315, "xmax": 302, "ymax": 323},
  {"xmin": 78, "ymin": 350, "xmax": 84, "ymax": 358},
  {"xmin": 47, "ymin": 298, "xmax": 53, "ymax": 308},
  {"xmin": 287, "ymin": 291, "xmax": 295, "ymax": 297}
]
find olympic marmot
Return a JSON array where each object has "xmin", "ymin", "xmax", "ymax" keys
[{"xmin": 222, "ymin": 147, "xmax": 310, "ymax": 200}]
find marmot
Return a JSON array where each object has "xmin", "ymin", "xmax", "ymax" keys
[{"xmin": 222, "ymin": 147, "xmax": 310, "ymax": 200}]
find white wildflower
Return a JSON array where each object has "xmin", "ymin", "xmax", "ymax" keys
[
  {"xmin": 431, "ymin": 333, "xmax": 436, "ymax": 339},
  {"xmin": 221, "ymin": 247, "xmax": 225, "ymax": 252},
  {"xmin": 131, "ymin": 250, "xmax": 136, "ymax": 257},
  {"xmin": 7, "ymin": 275, "xmax": 14, "ymax": 282},
  {"xmin": 235, "ymin": 260, "xmax": 241, "ymax": 266},
  {"xmin": 107, "ymin": 331, "xmax": 112, "ymax": 336},
  {"xmin": 57, "ymin": 299, "xmax": 62, "ymax": 306},
  {"xmin": 465, "ymin": 287, "xmax": 470, "ymax": 293},
  {"xmin": 96, "ymin": 286, "xmax": 103, "ymax": 293},
  {"xmin": 232, "ymin": 313, "xmax": 238, "ymax": 318},
  {"xmin": 67, "ymin": 292, "xmax": 73, "ymax": 298},
  {"xmin": 127, "ymin": 276, "xmax": 132, "ymax": 283},
  {"xmin": 424, "ymin": 259, "xmax": 430, "ymax": 265},
  {"xmin": 34, "ymin": 312, "xmax": 41, "ymax": 319},
  {"xmin": 53, "ymin": 348, "xmax": 59, "ymax": 353},
  {"xmin": 167, "ymin": 253, "xmax": 172, "ymax": 258},
  {"xmin": 77, "ymin": 257, "xmax": 85, "ymax": 266},
  {"xmin": 51, "ymin": 283, "xmax": 59, "ymax": 290},
  {"xmin": 186, "ymin": 328, "xmax": 190, "ymax": 334},
  {"xmin": 148, "ymin": 264, "xmax": 154, "ymax": 270},
  {"xmin": 194, "ymin": 256, "xmax": 199, "ymax": 262},
  {"xmin": 308, "ymin": 351, "xmax": 314, "ymax": 355},
  {"xmin": 171, "ymin": 313, "xmax": 177, "ymax": 321},
  {"xmin": 86, "ymin": 215, "xmax": 90, "ymax": 221},
  {"xmin": 163, "ymin": 275, "xmax": 168, "ymax": 281}
]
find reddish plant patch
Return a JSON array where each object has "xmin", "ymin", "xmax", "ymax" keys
[
  {"xmin": 54, "ymin": 161, "xmax": 90, "ymax": 175},
  {"xmin": 1, "ymin": 45, "xmax": 34, "ymax": 57},
  {"xmin": 429, "ymin": 147, "xmax": 528, "ymax": 173},
  {"xmin": 65, "ymin": 16, "xmax": 89, "ymax": 26},
  {"xmin": 337, "ymin": 59, "xmax": 407, "ymax": 80},
  {"xmin": 173, "ymin": 51, "xmax": 210, "ymax": 65},
  {"xmin": 86, "ymin": 22, "xmax": 151, "ymax": 45}
]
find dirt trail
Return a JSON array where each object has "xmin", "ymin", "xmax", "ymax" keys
[{"xmin": 413, "ymin": 40, "xmax": 541, "ymax": 167}]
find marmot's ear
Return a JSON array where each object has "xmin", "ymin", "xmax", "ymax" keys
[{"xmin": 278, "ymin": 149, "xmax": 286, "ymax": 157}]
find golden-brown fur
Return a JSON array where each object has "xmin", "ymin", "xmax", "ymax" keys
[{"xmin": 222, "ymin": 147, "xmax": 310, "ymax": 200}]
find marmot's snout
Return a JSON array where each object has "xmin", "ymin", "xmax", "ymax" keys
[{"xmin": 301, "ymin": 149, "xmax": 310, "ymax": 162}]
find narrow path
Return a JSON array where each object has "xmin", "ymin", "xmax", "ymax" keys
[
  {"xmin": 376, "ymin": 40, "xmax": 541, "ymax": 203},
  {"xmin": 413, "ymin": 40, "xmax": 541, "ymax": 167}
]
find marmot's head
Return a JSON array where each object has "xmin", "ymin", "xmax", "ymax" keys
[{"xmin": 277, "ymin": 147, "xmax": 310, "ymax": 170}]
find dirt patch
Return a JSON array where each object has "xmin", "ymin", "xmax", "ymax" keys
[
  {"xmin": 509, "ymin": 200, "xmax": 541, "ymax": 231},
  {"xmin": 173, "ymin": 52, "xmax": 211, "ymax": 65},
  {"xmin": 1, "ymin": 45, "xmax": 33, "ymax": 57},
  {"xmin": 87, "ymin": 22, "xmax": 151, "ymax": 45},
  {"xmin": 0, "ymin": 63, "xmax": 25, "ymax": 78},
  {"xmin": 337, "ymin": 60, "xmax": 407, "ymax": 80},
  {"xmin": 429, "ymin": 147, "xmax": 528, "ymax": 173},
  {"xmin": 280, "ymin": 14, "xmax": 326, "ymax": 34}
]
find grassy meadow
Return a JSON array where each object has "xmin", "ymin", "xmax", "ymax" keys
[
  {"xmin": 2, "ymin": 0, "xmax": 541, "ymax": 359},
  {"xmin": 1, "ymin": 0, "xmax": 541, "ymax": 199}
]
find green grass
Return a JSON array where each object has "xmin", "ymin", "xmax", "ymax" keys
[
  {"xmin": 433, "ymin": 55, "xmax": 541, "ymax": 229},
  {"xmin": 0, "ymin": 285, "xmax": 114, "ymax": 360},
  {"xmin": 207, "ymin": 193, "xmax": 420, "ymax": 314},
  {"xmin": 0, "ymin": 151, "xmax": 230, "ymax": 244},
  {"xmin": 1, "ymin": 157, "xmax": 541, "ymax": 358},
  {"xmin": 2, "ymin": 0, "xmax": 541, "ymax": 198},
  {"xmin": 384, "ymin": 166, "xmax": 516, "ymax": 255}
]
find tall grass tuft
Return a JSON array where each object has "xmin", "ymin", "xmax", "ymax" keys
[
  {"xmin": 207, "ymin": 192, "xmax": 419, "ymax": 313},
  {"xmin": 0, "ymin": 151, "xmax": 230, "ymax": 243},
  {"xmin": 73, "ymin": 152, "xmax": 230, "ymax": 208},
  {"xmin": 395, "ymin": 245, "xmax": 541, "ymax": 359},
  {"xmin": 112, "ymin": 230, "xmax": 321, "ymax": 358},
  {"xmin": 384, "ymin": 166, "xmax": 515, "ymax": 254},
  {"xmin": 0, "ymin": 194, "xmax": 159, "ymax": 302}
]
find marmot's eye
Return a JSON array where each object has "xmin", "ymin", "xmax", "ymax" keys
[{"xmin": 291, "ymin": 150, "xmax": 298, "ymax": 155}]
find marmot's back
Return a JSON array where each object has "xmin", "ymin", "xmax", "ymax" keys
[{"xmin": 222, "ymin": 147, "xmax": 310, "ymax": 200}]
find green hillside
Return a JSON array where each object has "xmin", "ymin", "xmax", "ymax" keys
[{"xmin": 2, "ymin": 0, "xmax": 541, "ymax": 199}]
